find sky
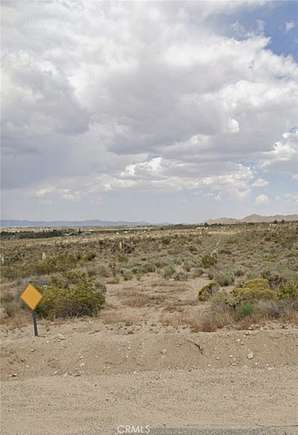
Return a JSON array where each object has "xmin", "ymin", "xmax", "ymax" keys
[{"xmin": 1, "ymin": 0, "xmax": 298, "ymax": 223}]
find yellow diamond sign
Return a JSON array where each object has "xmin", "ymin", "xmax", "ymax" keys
[{"xmin": 20, "ymin": 284, "xmax": 43, "ymax": 310}]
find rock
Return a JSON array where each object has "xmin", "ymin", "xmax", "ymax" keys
[
  {"xmin": 247, "ymin": 352, "xmax": 254, "ymax": 359},
  {"xmin": 56, "ymin": 334, "xmax": 66, "ymax": 341},
  {"xmin": 161, "ymin": 349, "xmax": 167, "ymax": 355}
]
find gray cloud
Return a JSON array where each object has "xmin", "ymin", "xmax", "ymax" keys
[{"xmin": 1, "ymin": 0, "xmax": 298, "ymax": 221}]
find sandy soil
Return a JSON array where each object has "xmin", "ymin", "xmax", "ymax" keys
[
  {"xmin": 1, "ymin": 278, "xmax": 298, "ymax": 434},
  {"xmin": 1, "ymin": 316, "xmax": 298, "ymax": 435}
]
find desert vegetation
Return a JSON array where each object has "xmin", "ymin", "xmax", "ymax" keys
[{"xmin": 0, "ymin": 222, "xmax": 297, "ymax": 330}]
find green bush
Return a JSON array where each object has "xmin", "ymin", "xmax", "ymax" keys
[
  {"xmin": 238, "ymin": 302, "xmax": 254, "ymax": 318},
  {"xmin": 37, "ymin": 271, "xmax": 105, "ymax": 319}
]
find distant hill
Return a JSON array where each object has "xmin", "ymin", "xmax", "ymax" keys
[
  {"xmin": 207, "ymin": 214, "xmax": 298, "ymax": 225},
  {"xmin": 0, "ymin": 219, "xmax": 149, "ymax": 228}
]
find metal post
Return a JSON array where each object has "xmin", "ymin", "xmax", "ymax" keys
[{"xmin": 32, "ymin": 310, "xmax": 38, "ymax": 337}]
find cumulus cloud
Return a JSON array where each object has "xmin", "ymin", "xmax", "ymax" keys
[
  {"xmin": 255, "ymin": 194, "xmax": 269, "ymax": 205},
  {"xmin": 1, "ymin": 0, "xmax": 298, "ymax": 220},
  {"xmin": 261, "ymin": 128, "xmax": 298, "ymax": 176}
]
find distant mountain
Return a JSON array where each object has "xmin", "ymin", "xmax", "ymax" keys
[
  {"xmin": 207, "ymin": 214, "xmax": 298, "ymax": 225},
  {"xmin": 0, "ymin": 219, "xmax": 149, "ymax": 228}
]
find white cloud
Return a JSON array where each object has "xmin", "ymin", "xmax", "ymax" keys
[
  {"xmin": 285, "ymin": 21, "xmax": 295, "ymax": 33},
  {"xmin": 252, "ymin": 178, "xmax": 269, "ymax": 187},
  {"xmin": 261, "ymin": 128, "xmax": 298, "ymax": 173},
  {"xmin": 255, "ymin": 194, "xmax": 269, "ymax": 205}
]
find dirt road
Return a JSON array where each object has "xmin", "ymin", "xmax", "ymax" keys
[{"xmin": 1, "ymin": 318, "xmax": 298, "ymax": 435}]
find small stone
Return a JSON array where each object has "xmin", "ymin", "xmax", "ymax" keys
[
  {"xmin": 80, "ymin": 362, "xmax": 85, "ymax": 367},
  {"xmin": 11, "ymin": 373, "xmax": 17, "ymax": 377},
  {"xmin": 247, "ymin": 352, "xmax": 254, "ymax": 359},
  {"xmin": 161, "ymin": 349, "xmax": 167, "ymax": 355},
  {"xmin": 57, "ymin": 334, "xmax": 66, "ymax": 341}
]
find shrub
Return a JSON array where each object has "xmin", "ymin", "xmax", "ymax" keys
[
  {"xmin": 97, "ymin": 265, "xmax": 110, "ymax": 277},
  {"xmin": 210, "ymin": 289, "xmax": 236, "ymax": 309},
  {"xmin": 235, "ymin": 268, "xmax": 245, "ymax": 277},
  {"xmin": 232, "ymin": 278, "xmax": 276, "ymax": 303},
  {"xmin": 198, "ymin": 282, "xmax": 220, "ymax": 301},
  {"xmin": 255, "ymin": 300, "xmax": 281, "ymax": 318},
  {"xmin": 215, "ymin": 271, "xmax": 235, "ymax": 287},
  {"xmin": 201, "ymin": 254, "xmax": 217, "ymax": 268},
  {"xmin": 141, "ymin": 263, "xmax": 156, "ymax": 273},
  {"xmin": 162, "ymin": 265, "xmax": 176, "ymax": 279},
  {"xmin": 182, "ymin": 260, "xmax": 193, "ymax": 272},
  {"xmin": 238, "ymin": 302, "xmax": 254, "ymax": 318},
  {"xmin": 0, "ymin": 292, "xmax": 19, "ymax": 318},
  {"xmin": 118, "ymin": 255, "xmax": 129, "ymax": 264},
  {"xmin": 261, "ymin": 271, "xmax": 286, "ymax": 289},
  {"xmin": 37, "ymin": 271, "xmax": 105, "ymax": 319},
  {"xmin": 278, "ymin": 282, "xmax": 298, "ymax": 299}
]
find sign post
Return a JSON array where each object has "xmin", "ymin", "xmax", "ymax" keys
[
  {"xmin": 20, "ymin": 284, "xmax": 43, "ymax": 337},
  {"xmin": 32, "ymin": 310, "xmax": 38, "ymax": 337}
]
